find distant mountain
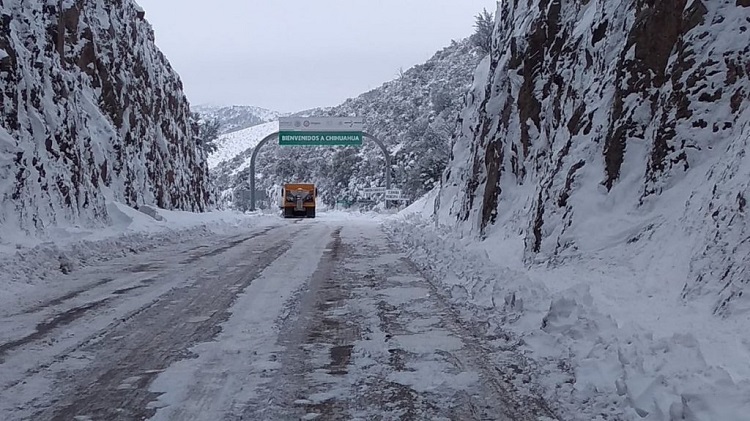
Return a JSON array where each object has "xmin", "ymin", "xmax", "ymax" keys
[
  {"xmin": 212, "ymin": 38, "xmax": 485, "ymax": 208},
  {"xmin": 193, "ymin": 105, "xmax": 283, "ymax": 135}
]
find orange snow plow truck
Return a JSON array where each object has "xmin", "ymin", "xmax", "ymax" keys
[{"xmin": 280, "ymin": 183, "xmax": 317, "ymax": 218}]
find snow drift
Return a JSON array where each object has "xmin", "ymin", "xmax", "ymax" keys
[{"xmin": 405, "ymin": 0, "xmax": 750, "ymax": 418}]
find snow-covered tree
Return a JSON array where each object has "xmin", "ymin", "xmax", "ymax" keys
[
  {"xmin": 471, "ymin": 9, "xmax": 494, "ymax": 53},
  {"xmin": 397, "ymin": 118, "xmax": 452, "ymax": 200},
  {"xmin": 193, "ymin": 113, "xmax": 221, "ymax": 154}
]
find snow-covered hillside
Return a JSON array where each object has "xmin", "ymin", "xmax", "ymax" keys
[
  {"xmin": 403, "ymin": 0, "xmax": 750, "ymax": 418},
  {"xmin": 213, "ymin": 39, "xmax": 485, "ymax": 207},
  {"xmin": 207, "ymin": 121, "xmax": 278, "ymax": 169},
  {"xmin": 438, "ymin": 0, "xmax": 750, "ymax": 314},
  {"xmin": 0, "ymin": 0, "xmax": 213, "ymax": 236},
  {"xmin": 193, "ymin": 104, "xmax": 282, "ymax": 135}
]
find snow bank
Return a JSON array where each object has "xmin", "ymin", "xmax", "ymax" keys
[
  {"xmin": 0, "ymin": 201, "xmax": 274, "ymax": 315},
  {"xmin": 400, "ymin": 187, "xmax": 438, "ymax": 218},
  {"xmin": 384, "ymin": 214, "xmax": 750, "ymax": 420},
  {"xmin": 315, "ymin": 209, "xmax": 392, "ymax": 222}
]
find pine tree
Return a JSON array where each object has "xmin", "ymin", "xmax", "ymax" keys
[
  {"xmin": 192, "ymin": 112, "xmax": 221, "ymax": 154},
  {"xmin": 471, "ymin": 9, "xmax": 495, "ymax": 53}
]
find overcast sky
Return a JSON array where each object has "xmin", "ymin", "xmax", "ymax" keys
[{"xmin": 135, "ymin": 1, "xmax": 497, "ymax": 113}]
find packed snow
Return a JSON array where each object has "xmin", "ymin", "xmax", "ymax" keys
[
  {"xmin": 145, "ymin": 218, "xmax": 546, "ymax": 420},
  {"xmin": 0, "ymin": 199, "xmax": 278, "ymax": 317},
  {"xmin": 386, "ymin": 204, "xmax": 750, "ymax": 420},
  {"xmin": 147, "ymin": 223, "xmax": 334, "ymax": 420}
]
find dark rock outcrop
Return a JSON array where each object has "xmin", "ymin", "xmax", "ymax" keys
[
  {"xmin": 0, "ymin": 0, "xmax": 213, "ymax": 234},
  {"xmin": 438, "ymin": 0, "xmax": 750, "ymax": 314}
]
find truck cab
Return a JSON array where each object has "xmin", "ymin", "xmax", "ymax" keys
[{"xmin": 280, "ymin": 183, "xmax": 316, "ymax": 218}]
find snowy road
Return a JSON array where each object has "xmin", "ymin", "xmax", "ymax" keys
[{"xmin": 1, "ymin": 216, "xmax": 554, "ymax": 420}]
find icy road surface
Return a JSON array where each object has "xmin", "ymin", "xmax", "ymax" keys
[{"xmin": 1, "ymin": 216, "xmax": 554, "ymax": 420}]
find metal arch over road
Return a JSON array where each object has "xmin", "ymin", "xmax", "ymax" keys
[{"xmin": 249, "ymin": 131, "xmax": 391, "ymax": 210}]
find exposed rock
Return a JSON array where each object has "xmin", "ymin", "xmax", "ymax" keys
[
  {"xmin": 0, "ymin": 0, "xmax": 213, "ymax": 234},
  {"xmin": 438, "ymin": 0, "xmax": 750, "ymax": 314}
]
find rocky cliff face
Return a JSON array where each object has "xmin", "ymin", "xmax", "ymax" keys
[
  {"xmin": 438, "ymin": 0, "xmax": 750, "ymax": 315},
  {"xmin": 0, "ymin": 0, "xmax": 212, "ymax": 235}
]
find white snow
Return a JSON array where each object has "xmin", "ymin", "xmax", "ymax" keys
[
  {"xmin": 193, "ymin": 104, "xmax": 281, "ymax": 128},
  {"xmin": 1, "ymin": 0, "xmax": 213, "ymax": 234},
  {"xmin": 386, "ymin": 210, "xmax": 750, "ymax": 420},
  {"xmin": 418, "ymin": 1, "xmax": 750, "ymax": 417},
  {"xmin": 0, "ymin": 208, "xmax": 389, "ymax": 315},
  {"xmin": 1, "ymin": 0, "xmax": 747, "ymax": 419},
  {"xmin": 0, "ymin": 198, "xmax": 277, "ymax": 317},
  {"xmin": 148, "ymin": 223, "xmax": 334, "ymax": 420},
  {"xmin": 0, "ymin": 209, "xmax": 403, "ymax": 420},
  {"xmin": 207, "ymin": 121, "xmax": 278, "ymax": 168}
]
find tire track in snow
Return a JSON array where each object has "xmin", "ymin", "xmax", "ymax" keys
[
  {"xmin": 0, "ymin": 222, "xmax": 307, "ymax": 421},
  {"xmin": 0, "ymin": 224, "xmax": 286, "ymax": 364},
  {"xmin": 243, "ymin": 221, "xmax": 555, "ymax": 420},
  {"xmin": 146, "ymin": 223, "xmax": 337, "ymax": 421}
]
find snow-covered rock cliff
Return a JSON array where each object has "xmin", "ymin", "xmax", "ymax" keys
[
  {"xmin": 438, "ymin": 0, "xmax": 750, "ymax": 315},
  {"xmin": 0, "ymin": 0, "xmax": 213, "ymax": 236}
]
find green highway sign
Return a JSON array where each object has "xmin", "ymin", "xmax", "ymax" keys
[{"xmin": 279, "ymin": 131, "xmax": 363, "ymax": 146}]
